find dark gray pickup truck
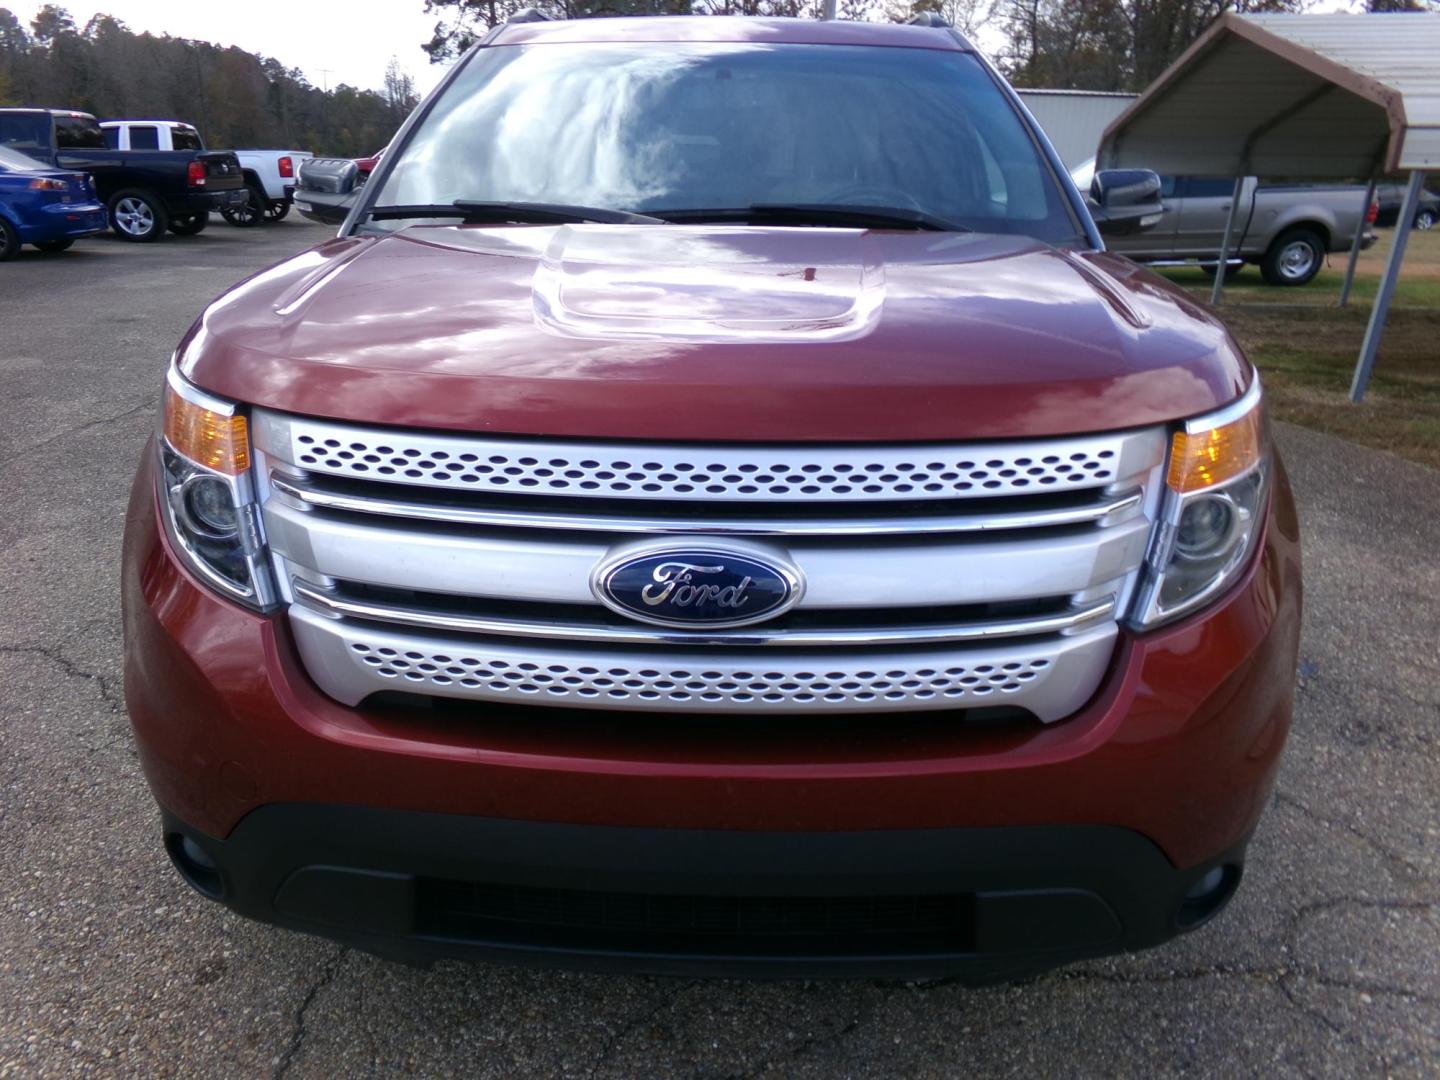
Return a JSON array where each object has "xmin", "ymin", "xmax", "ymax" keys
[{"xmin": 0, "ymin": 109, "xmax": 248, "ymax": 242}]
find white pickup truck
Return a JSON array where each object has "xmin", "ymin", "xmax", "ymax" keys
[{"xmin": 100, "ymin": 120, "xmax": 312, "ymax": 226}]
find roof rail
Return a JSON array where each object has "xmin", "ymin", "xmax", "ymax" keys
[
  {"xmin": 907, "ymin": 12, "xmax": 949, "ymax": 27},
  {"xmin": 507, "ymin": 7, "xmax": 551, "ymax": 23}
]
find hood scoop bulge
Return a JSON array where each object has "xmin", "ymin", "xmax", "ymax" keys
[{"xmin": 531, "ymin": 225, "xmax": 886, "ymax": 343}]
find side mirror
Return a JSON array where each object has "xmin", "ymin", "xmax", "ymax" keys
[
  {"xmin": 294, "ymin": 157, "xmax": 360, "ymax": 225},
  {"xmin": 1089, "ymin": 168, "xmax": 1166, "ymax": 237}
]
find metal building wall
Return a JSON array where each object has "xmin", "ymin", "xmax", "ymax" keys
[{"xmin": 1017, "ymin": 90, "xmax": 1138, "ymax": 170}]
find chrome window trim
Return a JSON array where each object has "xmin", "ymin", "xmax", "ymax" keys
[
  {"xmin": 268, "ymin": 472, "xmax": 1145, "ymax": 537},
  {"xmin": 292, "ymin": 579, "xmax": 1117, "ymax": 648}
]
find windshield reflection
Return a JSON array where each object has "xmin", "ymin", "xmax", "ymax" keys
[{"xmin": 378, "ymin": 42, "xmax": 1076, "ymax": 243}]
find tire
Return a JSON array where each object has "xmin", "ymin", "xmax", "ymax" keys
[
  {"xmin": 1415, "ymin": 209, "xmax": 1436, "ymax": 231},
  {"xmin": 109, "ymin": 189, "xmax": 168, "ymax": 242},
  {"xmin": 264, "ymin": 200, "xmax": 291, "ymax": 223},
  {"xmin": 33, "ymin": 238, "xmax": 74, "ymax": 253},
  {"xmin": 1260, "ymin": 228, "xmax": 1325, "ymax": 287},
  {"xmin": 221, "ymin": 185, "xmax": 266, "ymax": 227},
  {"xmin": 0, "ymin": 217, "xmax": 18, "ymax": 261},
  {"xmin": 168, "ymin": 213, "xmax": 210, "ymax": 236}
]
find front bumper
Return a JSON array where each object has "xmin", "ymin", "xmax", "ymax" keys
[
  {"xmin": 122, "ymin": 447, "xmax": 1302, "ymax": 975},
  {"xmin": 163, "ymin": 803, "xmax": 1246, "ymax": 979}
]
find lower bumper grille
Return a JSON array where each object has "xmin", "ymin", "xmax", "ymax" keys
[{"xmin": 417, "ymin": 879, "xmax": 977, "ymax": 953}]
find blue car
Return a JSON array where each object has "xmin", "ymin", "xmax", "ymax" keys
[{"xmin": 0, "ymin": 144, "xmax": 107, "ymax": 260}]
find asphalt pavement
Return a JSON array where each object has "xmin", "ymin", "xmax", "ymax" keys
[{"xmin": 0, "ymin": 220, "xmax": 1436, "ymax": 1078}]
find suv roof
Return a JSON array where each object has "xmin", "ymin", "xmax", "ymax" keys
[{"xmin": 490, "ymin": 15, "xmax": 973, "ymax": 51}]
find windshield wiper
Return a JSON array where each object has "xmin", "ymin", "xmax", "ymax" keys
[
  {"xmin": 653, "ymin": 204, "xmax": 969, "ymax": 232},
  {"xmin": 368, "ymin": 201, "xmax": 666, "ymax": 225}
]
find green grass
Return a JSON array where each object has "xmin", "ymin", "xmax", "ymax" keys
[{"xmin": 1155, "ymin": 226, "xmax": 1440, "ymax": 308}]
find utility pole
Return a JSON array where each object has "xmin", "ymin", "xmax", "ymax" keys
[
  {"xmin": 822, "ymin": 0, "xmax": 836, "ymax": 17},
  {"xmin": 316, "ymin": 68, "xmax": 333, "ymax": 93}
]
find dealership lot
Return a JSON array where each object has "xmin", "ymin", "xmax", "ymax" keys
[{"xmin": 0, "ymin": 222, "xmax": 1436, "ymax": 1077}]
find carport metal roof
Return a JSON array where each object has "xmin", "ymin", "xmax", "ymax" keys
[
  {"xmin": 1098, "ymin": 13, "xmax": 1440, "ymax": 178},
  {"xmin": 1095, "ymin": 12, "xmax": 1439, "ymax": 401}
]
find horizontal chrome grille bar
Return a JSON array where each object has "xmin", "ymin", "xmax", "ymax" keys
[
  {"xmin": 291, "ymin": 580, "xmax": 1117, "ymax": 647},
  {"xmin": 269, "ymin": 473, "xmax": 1144, "ymax": 537},
  {"xmin": 289, "ymin": 605, "xmax": 1118, "ymax": 722},
  {"xmin": 253, "ymin": 410, "xmax": 1165, "ymax": 503},
  {"xmin": 264, "ymin": 497, "xmax": 1151, "ymax": 609}
]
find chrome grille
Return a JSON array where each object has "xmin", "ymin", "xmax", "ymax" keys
[
  {"xmin": 290, "ymin": 605, "xmax": 1116, "ymax": 720},
  {"xmin": 253, "ymin": 410, "xmax": 1167, "ymax": 722},
  {"xmin": 260, "ymin": 412, "xmax": 1147, "ymax": 501}
]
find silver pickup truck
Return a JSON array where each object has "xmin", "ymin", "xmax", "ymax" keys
[{"xmin": 1072, "ymin": 160, "xmax": 1375, "ymax": 285}]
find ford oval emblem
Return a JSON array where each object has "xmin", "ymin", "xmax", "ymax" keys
[{"xmin": 592, "ymin": 543, "xmax": 804, "ymax": 629}]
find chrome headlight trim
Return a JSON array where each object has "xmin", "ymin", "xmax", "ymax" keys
[
  {"xmin": 1129, "ymin": 378, "xmax": 1270, "ymax": 629},
  {"xmin": 155, "ymin": 364, "xmax": 277, "ymax": 610}
]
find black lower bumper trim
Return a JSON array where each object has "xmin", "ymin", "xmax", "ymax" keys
[{"xmin": 163, "ymin": 805, "xmax": 1245, "ymax": 980}]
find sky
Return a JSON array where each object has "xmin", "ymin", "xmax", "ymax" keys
[{"xmin": 5, "ymin": 0, "xmax": 455, "ymax": 95}]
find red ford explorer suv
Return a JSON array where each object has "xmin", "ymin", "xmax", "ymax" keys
[{"xmin": 122, "ymin": 15, "xmax": 1301, "ymax": 980}]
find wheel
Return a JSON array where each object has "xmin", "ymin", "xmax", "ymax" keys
[
  {"xmin": 0, "ymin": 217, "xmax": 18, "ymax": 261},
  {"xmin": 109, "ymin": 190, "xmax": 168, "ymax": 242},
  {"xmin": 1200, "ymin": 262, "xmax": 1244, "ymax": 282},
  {"xmin": 1260, "ymin": 228, "xmax": 1324, "ymax": 286},
  {"xmin": 33, "ymin": 238, "xmax": 74, "ymax": 253},
  {"xmin": 168, "ymin": 213, "xmax": 209, "ymax": 236},
  {"xmin": 221, "ymin": 186, "xmax": 266, "ymax": 227},
  {"xmin": 1415, "ymin": 208, "xmax": 1436, "ymax": 231},
  {"xmin": 264, "ymin": 200, "xmax": 290, "ymax": 223}
]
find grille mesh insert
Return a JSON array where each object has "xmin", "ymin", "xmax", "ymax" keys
[
  {"xmin": 347, "ymin": 642, "xmax": 1052, "ymax": 709},
  {"xmin": 268, "ymin": 417, "xmax": 1129, "ymax": 502}
]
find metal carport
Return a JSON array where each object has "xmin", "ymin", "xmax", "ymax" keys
[{"xmin": 1095, "ymin": 12, "xmax": 1439, "ymax": 401}]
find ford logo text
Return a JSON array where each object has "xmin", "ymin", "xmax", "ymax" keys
[{"xmin": 592, "ymin": 545, "xmax": 803, "ymax": 629}]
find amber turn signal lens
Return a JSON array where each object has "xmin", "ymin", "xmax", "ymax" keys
[
  {"xmin": 163, "ymin": 384, "xmax": 250, "ymax": 475},
  {"xmin": 1166, "ymin": 406, "xmax": 1263, "ymax": 494}
]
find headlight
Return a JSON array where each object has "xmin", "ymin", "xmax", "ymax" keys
[
  {"xmin": 1131, "ymin": 377, "xmax": 1269, "ymax": 627},
  {"xmin": 156, "ymin": 365, "xmax": 276, "ymax": 609}
]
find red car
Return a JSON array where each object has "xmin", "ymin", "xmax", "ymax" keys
[{"xmin": 123, "ymin": 15, "xmax": 1300, "ymax": 980}]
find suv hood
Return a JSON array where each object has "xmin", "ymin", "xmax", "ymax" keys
[{"xmin": 183, "ymin": 224, "xmax": 1249, "ymax": 442}]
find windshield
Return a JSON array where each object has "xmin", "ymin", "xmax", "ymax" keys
[
  {"xmin": 374, "ymin": 42, "xmax": 1080, "ymax": 242},
  {"xmin": 0, "ymin": 144, "xmax": 48, "ymax": 171}
]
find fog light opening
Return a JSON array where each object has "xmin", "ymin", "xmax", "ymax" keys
[
  {"xmin": 1176, "ymin": 864, "xmax": 1240, "ymax": 929},
  {"xmin": 165, "ymin": 832, "xmax": 225, "ymax": 899}
]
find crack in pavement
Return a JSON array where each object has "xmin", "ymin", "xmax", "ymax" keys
[
  {"xmin": 273, "ymin": 945, "xmax": 348, "ymax": 1080},
  {"xmin": 0, "ymin": 642, "xmax": 125, "ymax": 716},
  {"xmin": 1274, "ymin": 789, "xmax": 1429, "ymax": 879},
  {"xmin": 721, "ymin": 1008, "xmax": 869, "ymax": 1080},
  {"xmin": 587, "ymin": 979, "xmax": 700, "ymax": 1078},
  {"xmin": 0, "ymin": 399, "xmax": 154, "ymax": 474}
]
